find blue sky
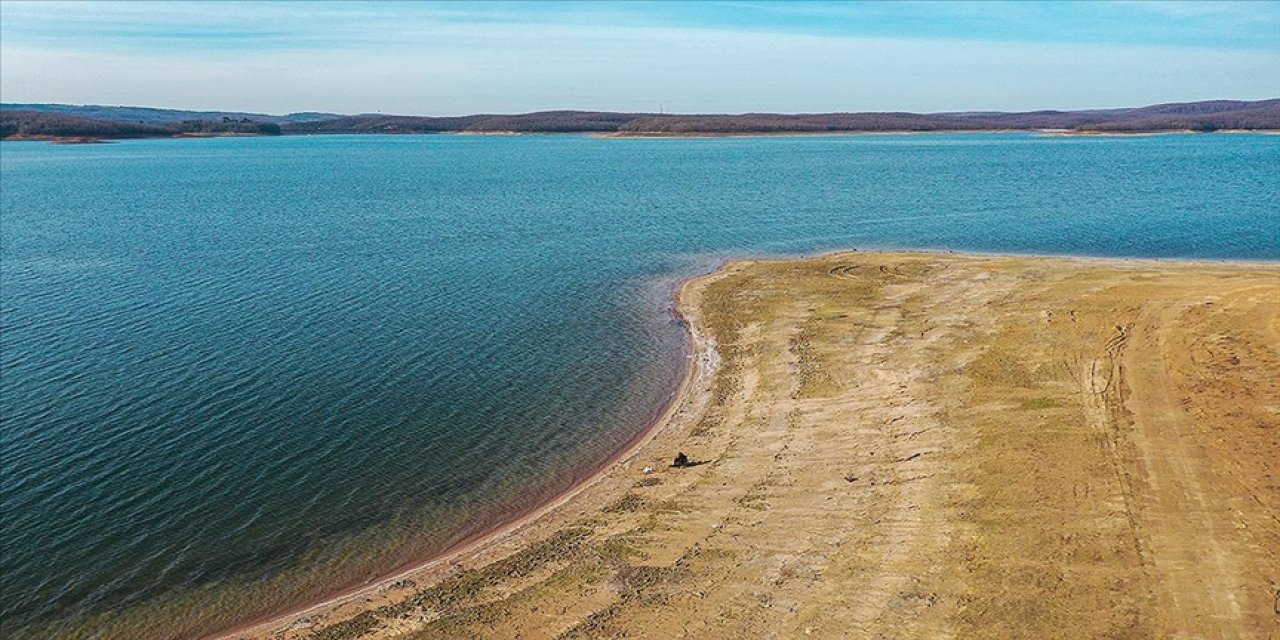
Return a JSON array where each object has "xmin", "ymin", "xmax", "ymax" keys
[{"xmin": 1, "ymin": 1, "xmax": 1277, "ymax": 114}]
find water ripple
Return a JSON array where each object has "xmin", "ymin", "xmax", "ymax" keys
[{"xmin": 2, "ymin": 133, "xmax": 1276, "ymax": 639}]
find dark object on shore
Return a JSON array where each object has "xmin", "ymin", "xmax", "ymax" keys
[{"xmin": 673, "ymin": 452, "xmax": 690, "ymax": 468}]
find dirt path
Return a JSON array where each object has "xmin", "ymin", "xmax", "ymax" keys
[{"xmin": 230, "ymin": 252, "xmax": 1280, "ymax": 640}]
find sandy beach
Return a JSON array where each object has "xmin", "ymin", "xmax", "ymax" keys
[{"xmin": 224, "ymin": 251, "xmax": 1279, "ymax": 640}]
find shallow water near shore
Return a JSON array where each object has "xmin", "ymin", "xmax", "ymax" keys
[{"xmin": 2, "ymin": 132, "xmax": 1277, "ymax": 638}]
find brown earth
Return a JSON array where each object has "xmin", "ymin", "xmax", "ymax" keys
[{"xmin": 228, "ymin": 252, "xmax": 1280, "ymax": 640}]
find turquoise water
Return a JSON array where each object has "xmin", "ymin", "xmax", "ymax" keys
[{"xmin": 2, "ymin": 133, "xmax": 1277, "ymax": 638}]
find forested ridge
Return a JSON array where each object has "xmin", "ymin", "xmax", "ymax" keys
[{"xmin": 4, "ymin": 99, "xmax": 1277, "ymax": 140}]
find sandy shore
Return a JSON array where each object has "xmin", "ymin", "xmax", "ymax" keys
[{"xmin": 223, "ymin": 251, "xmax": 1279, "ymax": 640}]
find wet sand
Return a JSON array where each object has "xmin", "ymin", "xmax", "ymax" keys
[{"xmin": 225, "ymin": 251, "xmax": 1280, "ymax": 639}]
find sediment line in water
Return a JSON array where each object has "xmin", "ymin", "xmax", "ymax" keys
[{"xmin": 213, "ymin": 268, "xmax": 724, "ymax": 639}]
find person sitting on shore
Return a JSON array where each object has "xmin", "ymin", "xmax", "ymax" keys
[{"xmin": 672, "ymin": 452, "xmax": 690, "ymax": 468}]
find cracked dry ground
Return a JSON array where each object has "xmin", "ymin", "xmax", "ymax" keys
[{"xmin": 294, "ymin": 253, "xmax": 1279, "ymax": 640}]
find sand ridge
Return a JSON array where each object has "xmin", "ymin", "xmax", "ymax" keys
[{"xmin": 225, "ymin": 252, "xmax": 1280, "ymax": 640}]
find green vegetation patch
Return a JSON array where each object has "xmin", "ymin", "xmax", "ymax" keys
[
  {"xmin": 603, "ymin": 493, "xmax": 646, "ymax": 514},
  {"xmin": 737, "ymin": 479, "xmax": 771, "ymax": 511},
  {"xmin": 309, "ymin": 611, "xmax": 380, "ymax": 640},
  {"xmin": 967, "ymin": 348, "xmax": 1042, "ymax": 389},
  {"xmin": 1019, "ymin": 396, "xmax": 1063, "ymax": 411},
  {"xmin": 327, "ymin": 525, "xmax": 595, "ymax": 638}
]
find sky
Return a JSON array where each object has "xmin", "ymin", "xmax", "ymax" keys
[{"xmin": 1, "ymin": 1, "xmax": 1278, "ymax": 115}]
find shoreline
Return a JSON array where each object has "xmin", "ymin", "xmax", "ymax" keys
[
  {"xmin": 215, "ymin": 249, "xmax": 1279, "ymax": 640},
  {"xmin": 214, "ymin": 267, "xmax": 725, "ymax": 639},
  {"xmin": 217, "ymin": 249, "xmax": 1280, "ymax": 639}
]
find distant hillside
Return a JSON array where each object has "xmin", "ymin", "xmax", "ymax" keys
[
  {"xmin": 1119, "ymin": 99, "xmax": 1280, "ymax": 118},
  {"xmin": 1079, "ymin": 100, "xmax": 1280, "ymax": 132},
  {"xmin": 948, "ymin": 99, "xmax": 1280, "ymax": 132},
  {"xmin": 1, "ymin": 103, "xmax": 336, "ymax": 124},
  {"xmin": 3, "ymin": 99, "xmax": 1277, "ymax": 140},
  {"xmin": 281, "ymin": 99, "xmax": 1280, "ymax": 135},
  {"xmin": 614, "ymin": 112, "xmax": 987, "ymax": 134},
  {"xmin": 0, "ymin": 110, "xmax": 282, "ymax": 140},
  {"xmin": 283, "ymin": 111, "xmax": 648, "ymax": 134},
  {"xmin": 0, "ymin": 111, "xmax": 171, "ymax": 139}
]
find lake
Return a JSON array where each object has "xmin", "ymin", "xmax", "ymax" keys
[{"xmin": 1, "ymin": 132, "xmax": 1276, "ymax": 638}]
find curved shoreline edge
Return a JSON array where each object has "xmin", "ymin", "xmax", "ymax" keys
[
  {"xmin": 215, "ymin": 250, "xmax": 1274, "ymax": 640},
  {"xmin": 214, "ymin": 266, "xmax": 728, "ymax": 640}
]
